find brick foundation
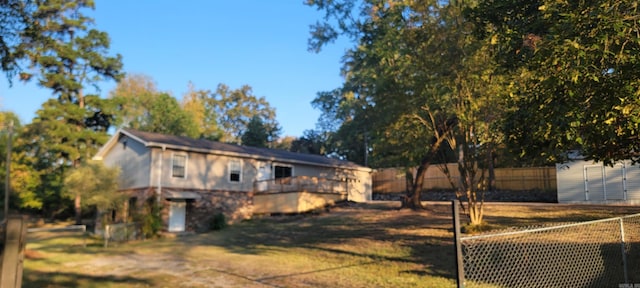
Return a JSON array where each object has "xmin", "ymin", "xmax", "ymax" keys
[{"xmin": 119, "ymin": 188, "xmax": 252, "ymax": 233}]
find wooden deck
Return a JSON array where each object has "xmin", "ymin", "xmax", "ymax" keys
[{"xmin": 253, "ymin": 176, "xmax": 349, "ymax": 214}]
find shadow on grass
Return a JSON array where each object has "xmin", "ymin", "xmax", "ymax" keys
[
  {"xmin": 22, "ymin": 269, "xmax": 152, "ymax": 288},
  {"xmin": 204, "ymin": 261, "xmax": 377, "ymax": 288},
  {"xmin": 179, "ymin": 202, "xmax": 458, "ymax": 281}
]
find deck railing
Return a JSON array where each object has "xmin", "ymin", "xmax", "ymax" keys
[{"xmin": 253, "ymin": 176, "xmax": 349, "ymax": 194}]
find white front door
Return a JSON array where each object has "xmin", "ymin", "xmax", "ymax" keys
[
  {"xmin": 168, "ymin": 200, "xmax": 186, "ymax": 232},
  {"xmin": 256, "ymin": 162, "xmax": 271, "ymax": 192}
]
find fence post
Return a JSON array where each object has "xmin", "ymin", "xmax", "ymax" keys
[
  {"xmin": 452, "ymin": 200, "xmax": 465, "ymax": 288},
  {"xmin": 104, "ymin": 225, "xmax": 110, "ymax": 248},
  {"xmin": 619, "ymin": 218, "xmax": 628, "ymax": 284},
  {"xmin": 1, "ymin": 216, "xmax": 26, "ymax": 288},
  {"xmin": 82, "ymin": 225, "xmax": 87, "ymax": 248}
]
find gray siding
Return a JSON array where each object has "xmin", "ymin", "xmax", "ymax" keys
[
  {"xmin": 103, "ymin": 135, "xmax": 151, "ymax": 189},
  {"xmin": 153, "ymin": 149, "xmax": 259, "ymax": 192}
]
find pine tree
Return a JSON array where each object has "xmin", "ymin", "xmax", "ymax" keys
[
  {"xmin": 17, "ymin": 0, "xmax": 123, "ymax": 222},
  {"xmin": 241, "ymin": 116, "xmax": 269, "ymax": 148}
]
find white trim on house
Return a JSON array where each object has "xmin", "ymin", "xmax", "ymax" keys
[
  {"xmin": 171, "ymin": 152, "xmax": 188, "ymax": 179},
  {"xmin": 228, "ymin": 159, "xmax": 243, "ymax": 183}
]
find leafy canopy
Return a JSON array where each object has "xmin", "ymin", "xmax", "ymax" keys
[{"xmin": 63, "ymin": 160, "xmax": 122, "ymax": 211}]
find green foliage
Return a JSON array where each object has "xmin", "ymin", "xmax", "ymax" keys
[
  {"xmin": 22, "ymin": 98, "xmax": 111, "ymax": 166},
  {"xmin": 211, "ymin": 84, "xmax": 280, "ymax": 144},
  {"xmin": 470, "ymin": 0, "xmax": 640, "ymax": 165},
  {"xmin": 63, "ymin": 160, "xmax": 123, "ymax": 211},
  {"xmin": 290, "ymin": 129, "xmax": 327, "ymax": 155},
  {"xmin": 308, "ymin": 0, "xmax": 509, "ymax": 217},
  {"xmin": 181, "ymin": 83, "xmax": 224, "ymax": 141},
  {"xmin": 137, "ymin": 93, "xmax": 199, "ymax": 138},
  {"xmin": 8, "ymin": 161, "xmax": 42, "ymax": 210},
  {"xmin": 110, "ymin": 76, "xmax": 202, "ymax": 138},
  {"xmin": 0, "ymin": 0, "xmax": 31, "ymax": 82},
  {"xmin": 241, "ymin": 116, "xmax": 269, "ymax": 147},
  {"xmin": 0, "ymin": 113, "xmax": 43, "ymax": 210},
  {"xmin": 308, "ymin": 1, "xmax": 465, "ymax": 167},
  {"xmin": 139, "ymin": 201, "xmax": 162, "ymax": 239},
  {"xmin": 19, "ymin": 0, "xmax": 123, "ymax": 101},
  {"xmin": 111, "ymin": 79, "xmax": 280, "ymax": 144},
  {"xmin": 210, "ymin": 212, "xmax": 227, "ymax": 231},
  {"xmin": 109, "ymin": 74, "xmax": 160, "ymax": 130},
  {"xmin": 5, "ymin": 0, "xmax": 123, "ymax": 222}
]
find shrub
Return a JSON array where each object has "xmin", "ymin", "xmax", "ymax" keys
[
  {"xmin": 210, "ymin": 212, "xmax": 227, "ymax": 230},
  {"xmin": 140, "ymin": 202, "xmax": 162, "ymax": 239}
]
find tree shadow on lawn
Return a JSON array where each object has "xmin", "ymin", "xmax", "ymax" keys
[
  {"xmin": 22, "ymin": 269, "xmax": 152, "ymax": 288},
  {"xmin": 180, "ymin": 201, "xmax": 458, "ymax": 280},
  {"xmin": 26, "ymin": 240, "xmax": 138, "ymax": 257}
]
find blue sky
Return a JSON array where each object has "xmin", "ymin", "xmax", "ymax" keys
[{"xmin": 0, "ymin": 1, "xmax": 350, "ymax": 137}]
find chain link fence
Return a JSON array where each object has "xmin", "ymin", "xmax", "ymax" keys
[{"xmin": 456, "ymin": 211, "xmax": 640, "ymax": 287}]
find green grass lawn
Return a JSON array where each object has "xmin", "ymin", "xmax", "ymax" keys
[{"xmin": 22, "ymin": 201, "xmax": 640, "ymax": 288}]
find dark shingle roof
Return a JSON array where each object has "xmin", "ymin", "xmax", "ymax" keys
[{"xmin": 123, "ymin": 129, "xmax": 366, "ymax": 170}]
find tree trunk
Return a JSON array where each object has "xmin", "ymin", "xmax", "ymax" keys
[
  {"xmin": 401, "ymin": 126, "xmax": 451, "ymax": 210},
  {"xmin": 468, "ymin": 202, "xmax": 484, "ymax": 225},
  {"xmin": 401, "ymin": 156, "xmax": 431, "ymax": 210},
  {"xmin": 74, "ymin": 88, "xmax": 84, "ymax": 225},
  {"xmin": 75, "ymin": 193, "xmax": 82, "ymax": 224},
  {"xmin": 487, "ymin": 142, "xmax": 495, "ymax": 192},
  {"xmin": 466, "ymin": 189, "xmax": 484, "ymax": 225}
]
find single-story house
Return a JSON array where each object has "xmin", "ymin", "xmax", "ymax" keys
[
  {"xmin": 556, "ymin": 153, "xmax": 640, "ymax": 204},
  {"xmin": 93, "ymin": 129, "xmax": 372, "ymax": 232}
]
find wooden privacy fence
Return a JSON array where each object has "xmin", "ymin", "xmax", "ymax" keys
[{"xmin": 372, "ymin": 165, "xmax": 556, "ymax": 193}]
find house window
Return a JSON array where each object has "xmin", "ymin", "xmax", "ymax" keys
[
  {"xmin": 229, "ymin": 160, "xmax": 242, "ymax": 182},
  {"xmin": 172, "ymin": 154, "xmax": 187, "ymax": 178},
  {"xmin": 274, "ymin": 165, "xmax": 293, "ymax": 179}
]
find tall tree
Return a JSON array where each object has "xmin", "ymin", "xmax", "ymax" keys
[
  {"xmin": 109, "ymin": 73, "xmax": 159, "ymax": 130},
  {"xmin": 308, "ymin": 0, "xmax": 507, "ymax": 222},
  {"xmin": 310, "ymin": 88, "xmax": 370, "ymax": 164},
  {"xmin": 21, "ymin": 98, "xmax": 113, "ymax": 219},
  {"xmin": 241, "ymin": 115, "xmax": 269, "ymax": 148},
  {"xmin": 211, "ymin": 83, "xmax": 280, "ymax": 144},
  {"xmin": 63, "ymin": 160, "xmax": 122, "ymax": 221},
  {"xmin": 290, "ymin": 129, "xmax": 327, "ymax": 155},
  {"xmin": 181, "ymin": 82, "xmax": 223, "ymax": 140},
  {"xmin": 273, "ymin": 135, "xmax": 296, "ymax": 151},
  {"xmin": 16, "ymin": 0, "xmax": 123, "ymax": 223},
  {"xmin": 110, "ymin": 75, "xmax": 201, "ymax": 138},
  {"xmin": 0, "ymin": 112, "xmax": 42, "ymax": 212},
  {"xmin": 139, "ymin": 93, "xmax": 199, "ymax": 138},
  {"xmin": 308, "ymin": 0, "xmax": 458, "ymax": 209}
]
